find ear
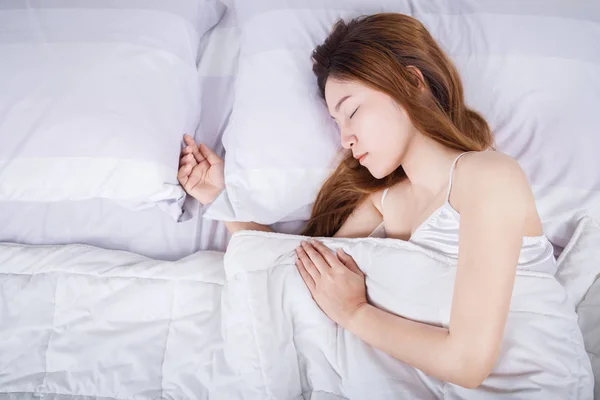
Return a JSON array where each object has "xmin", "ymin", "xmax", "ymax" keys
[{"xmin": 406, "ymin": 66, "xmax": 426, "ymax": 91}]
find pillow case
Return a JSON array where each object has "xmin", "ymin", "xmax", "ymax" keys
[
  {"xmin": 0, "ymin": 0, "xmax": 226, "ymax": 221},
  {"xmin": 555, "ymin": 216, "xmax": 600, "ymax": 398},
  {"xmin": 206, "ymin": 0, "xmax": 600, "ymax": 247}
]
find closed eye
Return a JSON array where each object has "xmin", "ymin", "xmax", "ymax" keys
[{"xmin": 350, "ymin": 106, "xmax": 359, "ymax": 119}]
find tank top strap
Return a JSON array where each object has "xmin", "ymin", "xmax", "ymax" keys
[
  {"xmin": 380, "ymin": 187, "xmax": 390, "ymax": 210},
  {"xmin": 445, "ymin": 152, "xmax": 472, "ymax": 202}
]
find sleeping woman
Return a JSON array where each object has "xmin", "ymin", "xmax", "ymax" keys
[{"xmin": 176, "ymin": 13, "xmax": 590, "ymax": 390}]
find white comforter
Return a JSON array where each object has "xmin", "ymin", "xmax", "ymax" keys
[
  {"xmin": 0, "ymin": 244, "xmax": 239, "ymax": 399},
  {"xmin": 223, "ymin": 232, "xmax": 593, "ymax": 399},
  {"xmin": 0, "ymin": 233, "xmax": 595, "ymax": 399}
]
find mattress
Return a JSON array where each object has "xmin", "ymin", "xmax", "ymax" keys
[{"xmin": 0, "ymin": 8, "xmax": 239, "ymax": 261}]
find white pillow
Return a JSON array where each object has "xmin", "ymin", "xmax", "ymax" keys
[
  {"xmin": 556, "ymin": 216, "xmax": 600, "ymax": 398},
  {"xmin": 206, "ymin": 0, "xmax": 600, "ymax": 247},
  {"xmin": 0, "ymin": 0, "xmax": 226, "ymax": 221}
]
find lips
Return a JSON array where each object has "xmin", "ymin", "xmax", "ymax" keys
[{"xmin": 354, "ymin": 152, "xmax": 368, "ymax": 163}]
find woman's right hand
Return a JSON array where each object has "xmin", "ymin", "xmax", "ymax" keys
[{"xmin": 177, "ymin": 134, "xmax": 224, "ymax": 205}]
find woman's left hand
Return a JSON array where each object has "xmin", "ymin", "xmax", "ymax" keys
[{"xmin": 295, "ymin": 240, "xmax": 368, "ymax": 328}]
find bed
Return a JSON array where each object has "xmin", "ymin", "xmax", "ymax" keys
[{"xmin": 1, "ymin": 0, "xmax": 599, "ymax": 399}]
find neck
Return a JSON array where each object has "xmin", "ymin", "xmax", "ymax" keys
[{"xmin": 401, "ymin": 133, "xmax": 463, "ymax": 200}]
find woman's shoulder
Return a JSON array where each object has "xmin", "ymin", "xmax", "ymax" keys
[
  {"xmin": 457, "ymin": 151, "xmax": 529, "ymax": 191},
  {"xmin": 454, "ymin": 151, "xmax": 541, "ymax": 227},
  {"xmin": 455, "ymin": 150, "xmax": 545, "ymax": 237},
  {"xmin": 462, "ymin": 150, "xmax": 521, "ymax": 170}
]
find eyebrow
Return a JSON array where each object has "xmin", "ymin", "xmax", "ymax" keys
[{"xmin": 334, "ymin": 95, "xmax": 351, "ymax": 112}]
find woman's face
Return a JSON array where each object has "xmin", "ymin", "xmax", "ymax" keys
[{"xmin": 325, "ymin": 78, "xmax": 418, "ymax": 179}]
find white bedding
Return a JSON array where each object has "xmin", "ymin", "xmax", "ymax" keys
[
  {"xmin": 2, "ymin": 221, "xmax": 597, "ymax": 399},
  {"xmin": 0, "ymin": 0, "xmax": 228, "ymax": 219},
  {"xmin": 556, "ymin": 216, "xmax": 600, "ymax": 399},
  {"xmin": 223, "ymin": 232, "xmax": 593, "ymax": 399},
  {"xmin": 207, "ymin": 0, "xmax": 600, "ymax": 251},
  {"xmin": 0, "ymin": 243, "xmax": 236, "ymax": 399},
  {"xmin": 0, "ymin": 8, "xmax": 239, "ymax": 259}
]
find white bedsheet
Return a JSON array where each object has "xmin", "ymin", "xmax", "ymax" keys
[{"xmin": 0, "ymin": 9, "xmax": 239, "ymax": 259}]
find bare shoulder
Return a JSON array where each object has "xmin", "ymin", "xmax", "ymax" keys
[
  {"xmin": 458, "ymin": 151, "xmax": 530, "ymax": 191},
  {"xmin": 453, "ymin": 151, "xmax": 535, "ymax": 213},
  {"xmin": 455, "ymin": 151, "xmax": 543, "ymax": 234},
  {"xmin": 462, "ymin": 151, "xmax": 523, "ymax": 173}
]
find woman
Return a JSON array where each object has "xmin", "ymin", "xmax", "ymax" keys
[{"xmin": 177, "ymin": 14, "xmax": 587, "ymax": 389}]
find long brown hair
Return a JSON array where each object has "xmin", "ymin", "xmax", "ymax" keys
[{"xmin": 302, "ymin": 13, "xmax": 493, "ymax": 237}]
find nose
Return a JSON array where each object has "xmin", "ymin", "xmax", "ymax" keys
[{"xmin": 340, "ymin": 126, "xmax": 356, "ymax": 149}]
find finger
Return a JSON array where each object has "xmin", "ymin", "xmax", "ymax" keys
[
  {"xmin": 190, "ymin": 145, "xmax": 205, "ymax": 164},
  {"xmin": 296, "ymin": 259, "xmax": 316, "ymax": 292},
  {"xmin": 183, "ymin": 165, "xmax": 205, "ymax": 191},
  {"xmin": 180, "ymin": 153, "xmax": 197, "ymax": 167},
  {"xmin": 182, "ymin": 136, "xmax": 204, "ymax": 163},
  {"xmin": 183, "ymin": 134, "xmax": 197, "ymax": 147},
  {"xmin": 310, "ymin": 240, "xmax": 343, "ymax": 269},
  {"xmin": 177, "ymin": 164, "xmax": 192, "ymax": 185},
  {"xmin": 296, "ymin": 246, "xmax": 320, "ymax": 279},
  {"xmin": 336, "ymin": 249, "xmax": 364, "ymax": 276},
  {"xmin": 178, "ymin": 161, "xmax": 192, "ymax": 175},
  {"xmin": 301, "ymin": 241, "xmax": 330, "ymax": 275},
  {"xmin": 198, "ymin": 143, "xmax": 223, "ymax": 165}
]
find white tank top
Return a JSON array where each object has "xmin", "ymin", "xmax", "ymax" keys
[{"xmin": 370, "ymin": 152, "xmax": 555, "ymax": 271}]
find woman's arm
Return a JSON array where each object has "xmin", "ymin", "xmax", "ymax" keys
[
  {"xmin": 225, "ymin": 191, "xmax": 382, "ymax": 236},
  {"xmin": 225, "ymin": 192, "xmax": 383, "ymax": 235},
  {"xmin": 347, "ymin": 154, "xmax": 530, "ymax": 387},
  {"xmin": 296, "ymin": 153, "xmax": 533, "ymax": 388},
  {"xmin": 225, "ymin": 221, "xmax": 272, "ymax": 234}
]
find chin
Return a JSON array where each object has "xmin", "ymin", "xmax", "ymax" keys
[
  {"xmin": 368, "ymin": 167, "xmax": 387, "ymax": 180},
  {"xmin": 368, "ymin": 162, "xmax": 397, "ymax": 180}
]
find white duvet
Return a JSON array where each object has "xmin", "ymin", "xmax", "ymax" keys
[
  {"xmin": 0, "ymin": 244, "xmax": 240, "ymax": 399},
  {"xmin": 0, "ymin": 230, "xmax": 596, "ymax": 399}
]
